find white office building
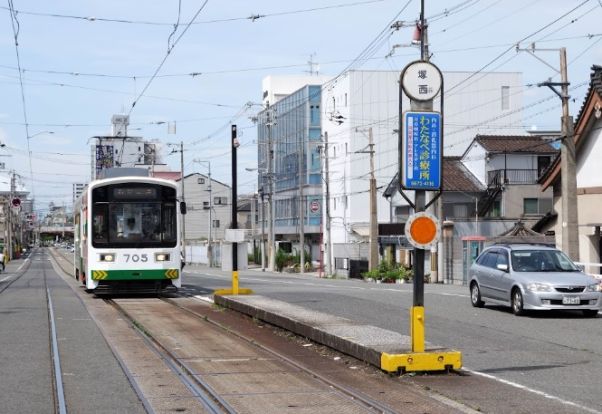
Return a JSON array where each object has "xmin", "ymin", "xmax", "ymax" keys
[{"xmin": 320, "ymin": 70, "xmax": 523, "ymax": 273}]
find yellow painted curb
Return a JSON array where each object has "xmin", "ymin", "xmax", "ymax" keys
[
  {"xmin": 381, "ymin": 350, "xmax": 462, "ymax": 373},
  {"xmin": 213, "ymin": 288, "xmax": 253, "ymax": 296}
]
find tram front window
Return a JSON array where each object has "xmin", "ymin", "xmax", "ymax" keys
[{"xmin": 92, "ymin": 202, "xmax": 176, "ymax": 248}]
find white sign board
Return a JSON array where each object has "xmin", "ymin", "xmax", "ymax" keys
[
  {"xmin": 401, "ymin": 61, "xmax": 442, "ymax": 101},
  {"xmin": 225, "ymin": 229, "xmax": 246, "ymax": 243}
]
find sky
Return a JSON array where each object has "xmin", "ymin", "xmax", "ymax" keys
[{"xmin": 1, "ymin": 0, "xmax": 601, "ymax": 216}]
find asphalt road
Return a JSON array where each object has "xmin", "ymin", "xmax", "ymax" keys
[{"xmin": 184, "ymin": 266, "xmax": 602, "ymax": 413}]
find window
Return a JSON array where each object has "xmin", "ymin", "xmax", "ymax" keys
[
  {"xmin": 197, "ymin": 177, "xmax": 205, "ymax": 184},
  {"xmin": 523, "ymin": 198, "xmax": 553, "ymax": 215},
  {"xmin": 214, "ymin": 196, "xmax": 228, "ymax": 205},
  {"xmin": 310, "ymin": 105, "xmax": 320, "ymax": 125},
  {"xmin": 537, "ymin": 156, "xmax": 551, "ymax": 176},
  {"xmin": 344, "ymin": 93, "xmax": 348, "ymax": 107},
  {"xmin": 203, "ymin": 201, "xmax": 210, "ymax": 210},
  {"xmin": 482, "ymin": 252, "xmax": 499, "ymax": 268},
  {"xmin": 496, "ymin": 251, "xmax": 509, "ymax": 267},
  {"xmin": 523, "ymin": 198, "xmax": 538, "ymax": 214},
  {"xmin": 212, "ymin": 219, "xmax": 220, "ymax": 228},
  {"xmin": 501, "ymin": 86, "xmax": 510, "ymax": 110}
]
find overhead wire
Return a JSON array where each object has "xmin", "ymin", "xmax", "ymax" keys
[
  {"xmin": 446, "ymin": 0, "xmax": 593, "ymax": 95},
  {"xmin": 6, "ymin": 0, "xmax": 36, "ymax": 201},
  {"xmin": 128, "ymin": 0, "xmax": 210, "ymax": 116},
  {"xmin": 0, "ymin": 1, "xmax": 387, "ymax": 27}
]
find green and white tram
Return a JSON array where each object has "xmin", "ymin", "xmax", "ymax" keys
[{"xmin": 74, "ymin": 176, "xmax": 186, "ymax": 293}]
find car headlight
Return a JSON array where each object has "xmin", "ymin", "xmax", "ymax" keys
[
  {"xmin": 586, "ymin": 283, "xmax": 602, "ymax": 292},
  {"xmin": 526, "ymin": 282, "xmax": 552, "ymax": 292},
  {"xmin": 155, "ymin": 253, "xmax": 170, "ymax": 262}
]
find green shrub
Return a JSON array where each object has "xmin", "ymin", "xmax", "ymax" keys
[{"xmin": 275, "ymin": 248, "xmax": 291, "ymax": 272}]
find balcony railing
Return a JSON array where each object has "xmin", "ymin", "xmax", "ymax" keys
[{"xmin": 487, "ymin": 169, "xmax": 539, "ymax": 187}]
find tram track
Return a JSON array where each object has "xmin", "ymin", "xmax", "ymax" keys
[
  {"xmin": 161, "ymin": 297, "xmax": 399, "ymax": 414},
  {"xmin": 42, "ymin": 263, "xmax": 68, "ymax": 414},
  {"xmin": 106, "ymin": 298, "xmax": 236, "ymax": 414},
  {"xmin": 108, "ymin": 294, "xmax": 400, "ymax": 414}
]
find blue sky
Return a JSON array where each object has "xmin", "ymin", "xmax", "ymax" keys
[{"xmin": 1, "ymin": 0, "xmax": 601, "ymax": 214}]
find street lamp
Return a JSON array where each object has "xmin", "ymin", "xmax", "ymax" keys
[
  {"xmin": 193, "ymin": 159, "xmax": 212, "ymax": 266},
  {"xmin": 28, "ymin": 131, "xmax": 54, "ymax": 139}
]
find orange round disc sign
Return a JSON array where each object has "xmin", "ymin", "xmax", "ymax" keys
[{"xmin": 405, "ymin": 212, "xmax": 440, "ymax": 249}]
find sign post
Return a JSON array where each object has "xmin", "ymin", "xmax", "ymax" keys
[{"xmin": 381, "ymin": 42, "xmax": 461, "ymax": 373}]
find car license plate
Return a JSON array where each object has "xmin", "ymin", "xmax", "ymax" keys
[{"xmin": 562, "ymin": 296, "xmax": 580, "ymax": 305}]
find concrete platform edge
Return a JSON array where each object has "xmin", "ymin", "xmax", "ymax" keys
[{"xmin": 214, "ymin": 294, "xmax": 459, "ymax": 371}]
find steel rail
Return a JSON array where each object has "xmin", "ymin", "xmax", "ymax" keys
[
  {"xmin": 162, "ymin": 297, "xmax": 399, "ymax": 414},
  {"xmin": 106, "ymin": 299, "xmax": 235, "ymax": 414},
  {"xmin": 45, "ymin": 247, "xmax": 157, "ymax": 414}
]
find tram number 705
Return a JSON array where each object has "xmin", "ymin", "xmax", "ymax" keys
[{"xmin": 124, "ymin": 254, "xmax": 148, "ymax": 263}]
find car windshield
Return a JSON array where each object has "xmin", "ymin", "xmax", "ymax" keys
[{"xmin": 511, "ymin": 249, "xmax": 580, "ymax": 272}]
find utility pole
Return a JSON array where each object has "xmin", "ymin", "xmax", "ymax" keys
[
  {"xmin": 180, "ymin": 141, "xmax": 186, "ymax": 260},
  {"xmin": 323, "ymin": 132, "xmax": 333, "ymax": 276},
  {"xmin": 519, "ymin": 45, "xmax": 579, "ymax": 260},
  {"xmin": 298, "ymin": 126, "xmax": 305, "ymax": 273},
  {"xmin": 8, "ymin": 171, "xmax": 15, "ymax": 260},
  {"xmin": 266, "ymin": 103, "xmax": 276, "ymax": 271},
  {"xmin": 368, "ymin": 128, "xmax": 378, "ymax": 271},
  {"xmin": 559, "ymin": 49, "xmax": 579, "ymax": 261},
  {"xmin": 259, "ymin": 187, "xmax": 266, "ymax": 271}
]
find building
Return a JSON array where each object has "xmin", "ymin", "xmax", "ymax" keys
[
  {"xmin": 72, "ymin": 183, "xmax": 86, "ymax": 205},
  {"xmin": 462, "ymin": 134, "xmax": 558, "ymax": 220},
  {"xmin": 178, "ymin": 173, "xmax": 231, "ymax": 242},
  {"xmin": 540, "ymin": 65, "xmax": 602, "ymax": 269},
  {"xmin": 320, "ymin": 70, "xmax": 523, "ymax": 275},
  {"xmin": 91, "ymin": 115, "xmax": 164, "ymax": 180},
  {"xmin": 257, "ymin": 83, "xmax": 324, "ymax": 263}
]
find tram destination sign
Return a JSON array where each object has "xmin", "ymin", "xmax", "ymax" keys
[{"xmin": 401, "ymin": 111, "xmax": 441, "ymax": 190}]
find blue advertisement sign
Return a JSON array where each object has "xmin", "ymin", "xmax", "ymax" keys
[{"xmin": 401, "ymin": 111, "xmax": 441, "ymax": 190}]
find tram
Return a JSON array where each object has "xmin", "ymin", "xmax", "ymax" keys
[{"xmin": 74, "ymin": 175, "xmax": 186, "ymax": 293}]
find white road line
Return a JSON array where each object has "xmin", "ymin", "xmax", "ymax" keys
[
  {"xmin": 17, "ymin": 258, "xmax": 29, "ymax": 272},
  {"xmin": 193, "ymin": 295, "xmax": 214, "ymax": 304},
  {"xmin": 0, "ymin": 276, "xmax": 12, "ymax": 283},
  {"xmin": 465, "ymin": 368, "xmax": 602, "ymax": 414}
]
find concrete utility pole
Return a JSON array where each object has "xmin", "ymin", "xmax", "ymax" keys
[
  {"xmin": 368, "ymin": 128, "xmax": 378, "ymax": 271},
  {"xmin": 559, "ymin": 49, "xmax": 579, "ymax": 261},
  {"xmin": 323, "ymin": 132, "xmax": 333, "ymax": 276},
  {"xmin": 520, "ymin": 45, "xmax": 580, "ymax": 260},
  {"xmin": 266, "ymin": 103, "xmax": 276, "ymax": 271},
  {"xmin": 298, "ymin": 127, "xmax": 305, "ymax": 273}
]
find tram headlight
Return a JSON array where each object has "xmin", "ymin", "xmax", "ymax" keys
[
  {"xmin": 100, "ymin": 253, "xmax": 115, "ymax": 262},
  {"xmin": 155, "ymin": 253, "xmax": 170, "ymax": 262}
]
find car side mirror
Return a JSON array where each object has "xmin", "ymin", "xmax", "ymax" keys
[
  {"xmin": 496, "ymin": 263, "xmax": 509, "ymax": 272},
  {"xmin": 180, "ymin": 202, "xmax": 187, "ymax": 215}
]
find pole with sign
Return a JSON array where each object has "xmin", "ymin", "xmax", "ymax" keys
[{"xmin": 381, "ymin": 7, "xmax": 461, "ymax": 372}]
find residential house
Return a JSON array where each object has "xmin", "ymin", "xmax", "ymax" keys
[
  {"xmin": 462, "ymin": 134, "xmax": 558, "ymax": 222},
  {"xmin": 178, "ymin": 173, "xmax": 231, "ymax": 242},
  {"xmin": 540, "ymin": 65, "xmax": 602, "ymax": 270}
]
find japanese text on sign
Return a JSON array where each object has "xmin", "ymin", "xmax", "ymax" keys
[{"xmin": 402, "ymin": 112, "xmax": 441, "ymax": 190}]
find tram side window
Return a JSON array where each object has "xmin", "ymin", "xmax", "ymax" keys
[
  {"xmin": 162, "ymin": 203, "xmax": 177, "ymax": 243},
  {"xmin": 92, "ymin": 204, "xmax": 108, "ymax": 244}
]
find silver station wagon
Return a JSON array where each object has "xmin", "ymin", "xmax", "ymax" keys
[{"xmin": 469, "ymin": 244, "xmax": 601, "ymax": 317}]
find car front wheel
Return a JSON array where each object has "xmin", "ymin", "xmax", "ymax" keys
[
  {"xmin": 470, "ymin": 282, "xmax": 484, "ymax": 308},
  {"xmin": 512, "ymin": 288, "xmax": 525, "ymax": 316}
]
